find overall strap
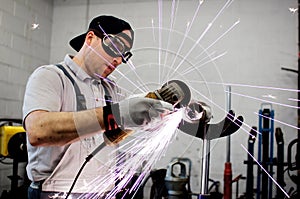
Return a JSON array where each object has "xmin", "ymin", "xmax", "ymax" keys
[
  {"xmin": 101, "ymin": 80, "xmax": 113, "ymax": 106},
  {"xmin": 55, "ymin": 64, "xmax": 87, "ymax": 111}
]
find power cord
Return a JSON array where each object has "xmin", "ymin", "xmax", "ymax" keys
[{"xmin": 65, "ymin": 142, "xmax": 106, "ymax": 199}]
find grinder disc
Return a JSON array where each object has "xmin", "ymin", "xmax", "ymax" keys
[{"xmin": 159, "ymin": 79, "xmax": 191, "ymax": 108}]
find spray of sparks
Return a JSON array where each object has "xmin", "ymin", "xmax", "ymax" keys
[{"xmin": 77, "ymin": 109, "xmax": 184, "ymax": 198}]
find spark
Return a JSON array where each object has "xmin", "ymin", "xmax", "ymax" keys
[
  {"xmin": 48, "ymin": 192, "xmax": 68, "ymax": 199},
  {"xmin": 226, "ymin": 0, "xmax": 235, "ymax": 8},
  {"xmin": 186, "ymin": 21, "xmax": 190, "ymax": 29},
  {"xmin": 94, "ymin": 73, "xmax": 132, "ymax": 94},
  {"xmin": 95, "ymin": 25, "xmax": 145, "ymax": 86},
  {"xmin": 151, "ymin": 18, "xmax": 156, "ymax": 42},
  {"xmin": 190, "ymin": 86, "xmax": 260, "ymax": 136},
  {"xmin": 158, "ymin": 0, "xmax": 163, "ymax": 83},
  {"xmin": 184, "ymin": 15, "xmax": 236, "ymax": 75},
  {"xmin": 289, "ymin": 7, "xmax": 298, "ymax": 14},
  {"xmin": 228, "ymin": 90, "xmax": 300, "ymax": 109},
  {"xmin": 288, "ymin": 98, "xmax": 300, "ymax": 102},
  {"xmin": 79, "ymin": 110, "xmax": 184, "ymax": 198},
  {"xmin": 170, "ymin": 0, "xmax": 178, "ymax": 30},
  {"xmin": 195, "ymin": 19, "xmax": 240, "ymax": 60},
  {"xmin": 86, "ymin": 44, "xmax": 146, "ymax": 93},
  {"xmin": 108, "ymin": 74, "xmax": 116, "ymax": 79},
  {"xmin": 192, "ymin": 81, "xmax": 300, "ymax": 92},
  {"xmin": 166, "ymin": 0, "xmax": 204, "ymax": 80},
  {"xmin": 133, "ymin": 80, "xmax": 152, "ymax": 94},
  {"xmin": 97, "ymin": 24, "xmax": 131, "ymax": 66},
  {"xmin": 31, "ymin": 23, "xmax": 39, "ymax": 30},
  {"xmin": 127, "ymin": 59, "xmax": 136, "ymax": 70},
  {"xmin": 166, "ymin": 0, "xmax": 235, "ymax": 80},
  {"xmin": 240, "ymin": 144, "xmax": 290, "ymax": 198},
  {"xmin": 254, "ymin": 111, "xmax": 300, "ymax": 130},
  {"xmin": 262, "ymin": 94, "xmax": 276, "ymax": 99},
  {"xmin": 182, "ymin": 51, "xmax": 227, "ymax": 75},
  {"xmin": 94, "ymin": 74, "xmax": 117, "ymax": 86},
  {"xmin": 186, "ymin": 1, "xmax": 203, "ymax": 34},
  {"xmin": 161, "ymin": 0, "xmax": 179, "ymax": 80}
]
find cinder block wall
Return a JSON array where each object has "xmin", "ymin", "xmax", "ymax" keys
[{"xmin": 0, "ymin": 0, "xmax": 53, "ymax": 193}]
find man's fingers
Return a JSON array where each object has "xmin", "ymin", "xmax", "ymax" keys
[{"xmin": 158, "ymin": 100, "xmax": 174, "ymax": 112}]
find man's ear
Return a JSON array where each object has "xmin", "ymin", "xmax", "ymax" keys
[{"xmin": 85, "ymin": 31, "xmax": 96, "ymax": 46}]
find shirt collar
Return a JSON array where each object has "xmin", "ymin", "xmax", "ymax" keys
[{"xmin": 64, "ymin": 54, "xmax": 91, "ymax": 82}]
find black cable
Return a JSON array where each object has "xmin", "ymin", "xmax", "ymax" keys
[
  {"xmin": 65, "ymin": 142, "xmax": 106, "ymax": 199},
  {"xmin": 65, "ymin": 155, "xmax": 92, "ymax": 199}
]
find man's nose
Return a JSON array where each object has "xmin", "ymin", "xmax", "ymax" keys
[{"xmin": 113, "ymin": 57, "xmax": 122, "ymax": 65}]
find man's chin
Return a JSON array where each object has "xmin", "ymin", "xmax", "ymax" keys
[{"xmin": 104, "ymin": 69, "xmax": 113, "ymax": 76}]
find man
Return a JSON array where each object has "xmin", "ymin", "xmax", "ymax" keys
[{"xmin": 23, "ymin": 15, "xmax": 173, "ymax": 199}]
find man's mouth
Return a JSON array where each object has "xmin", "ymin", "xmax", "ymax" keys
[{"xmin": 107, "ymin": 64, "xmax": 115, "ymax": 71}]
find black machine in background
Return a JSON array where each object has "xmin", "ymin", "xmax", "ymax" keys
[
  {"xmin": 0, "ymin": 118, "xmax": 29, "ymax": 199},
  {"xmin": 240, "ymin": 108, "xmax": 299, "ymax": 199}
]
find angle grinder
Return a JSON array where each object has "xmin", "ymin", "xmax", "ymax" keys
[
  {"xmin": 145, "ymin": 79, "xmax": 191, "ymax": 108},
  {"xmin": 104, "ymin": 80, "xmax": 192, "ymax": 145}
]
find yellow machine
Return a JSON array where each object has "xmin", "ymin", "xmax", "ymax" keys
[{"xmin": 0, "ymin": 125, "xmax": 25, "ymax": 157}]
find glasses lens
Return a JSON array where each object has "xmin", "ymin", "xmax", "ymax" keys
[
  {"xmin": 102, "ymin": 34, "xmax": 133, "ymax": 63},
  {"xmin": 103, "ymin": 35, "xmax": 125, "ymax": 55}
]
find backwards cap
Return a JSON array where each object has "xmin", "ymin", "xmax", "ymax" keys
[{"xmin": 69, "ymin": 15, "xmax": 134, "ymax": 52}]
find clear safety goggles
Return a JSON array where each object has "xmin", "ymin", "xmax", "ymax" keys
[{"xmin": 102, "ymin": 34, "xmax": 133, "ymax": 63}]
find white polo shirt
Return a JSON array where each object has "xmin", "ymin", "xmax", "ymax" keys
[{"xmin": 23, "ymin": 54, "xmax": 122, "ymax": 189}]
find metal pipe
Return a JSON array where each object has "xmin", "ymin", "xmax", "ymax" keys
[
  {"xmin": 223, "ymin": 86, "xmax": 232, "ymax": 199},
  {"xmin": 226, "ymin": 86, "xmax": 232, "ymax": 162},
  {"xmin": 200, "ymin": 133, "xmax": 210, "ymax": 194}
]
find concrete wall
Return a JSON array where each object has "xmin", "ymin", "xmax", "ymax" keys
[
  {"xmin": 0, "ymin": 0, "xmax": 53, "ymax": 193},
  {"xmin": 0, "ymin": 0, "xmax": 298, "ymax": 198}
]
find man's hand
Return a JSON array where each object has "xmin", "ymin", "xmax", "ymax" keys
[
  {"xmin": 119, "ymin": 97, "xmax": 174, "ymax": 128},
  {"xmin": 103, "ymin": 97, "xmax": 174, "ymax": 131}
]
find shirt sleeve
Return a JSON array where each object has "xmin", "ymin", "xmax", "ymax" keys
[{"xmin": 22, "ymin": 66, "xmax": 64, "ymax": 121}]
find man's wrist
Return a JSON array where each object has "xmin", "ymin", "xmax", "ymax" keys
[{"xmin": 102, "ymin": 104, "xmax": 122, "ymax": 131}]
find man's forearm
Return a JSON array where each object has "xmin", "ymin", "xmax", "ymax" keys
[{"xmin": 25, "ymin": 108, "xmax": 105, "ymax": 146}]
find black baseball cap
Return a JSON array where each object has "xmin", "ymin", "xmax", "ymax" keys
[{"xmin": 69, "ymin": 15, "xmax": 134, "ymax": 52}]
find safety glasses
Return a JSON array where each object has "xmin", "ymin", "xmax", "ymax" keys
[{"xmin": 102, "ymin": 34, "xmax": 133, "ymax": 63}]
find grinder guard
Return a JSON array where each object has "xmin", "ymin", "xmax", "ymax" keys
[{"xmin": 145, "ymin": 79, "xmax": 191, "ymax": 108}]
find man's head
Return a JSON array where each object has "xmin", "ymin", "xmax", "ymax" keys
[{"xmin": 70, "ymin": 15, "xmax": 134, "ymax": 78}]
